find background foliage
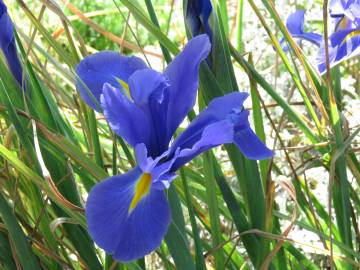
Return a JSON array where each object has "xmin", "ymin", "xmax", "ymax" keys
[{"xmin": 0, "ymin": 0, "xmax": 359, "ymax": 269}]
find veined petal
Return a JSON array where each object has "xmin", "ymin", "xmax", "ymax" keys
[
  {"xmin": 164, "ymin": 34, "xmax": 211, "ymax": 140},
  {"xmin": 344, "ymin": 2, "xmax": 360, "ymax": 26},
  {"xmin": 0, "ymin": 2, "xmax": 23, "ymax": 86},
  {"xmin": 101, "ymin": 83, "xmax": 152, "ymax": 148},
  {"xmin": 171, "ymin": 119, "xmax": 234, "ymax": 170},
  {"xmin": 317, "ymin": 28, "xmax": 360, "ymax": 73},
  {"xmin": 129, "ymin": 69, "xmax": 171, "ymax": 155},
  {"xmin": 86, "ymin": 167, "xmax": 171, "ymax": 262},
  {"xmin": 76, "ymin": 51, "xmax": 147, "ymax": 110},
  {"xmin": 169, "ymin": 92, "xmax": 272, "ymax": 170}
]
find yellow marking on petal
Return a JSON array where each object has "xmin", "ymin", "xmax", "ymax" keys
[
  {"xmin": 339, "ymin": 17, "xmax": 349, "ymax": 30},
  {"xmin": 128, "ymin": 173, "xmax": 152, "ymax": 213},
  {"xmin": 115, "ymin": 78, "xmax": 131, "ymax": 99},
  {"xmin": 340, "ymin": 29, "xmax": 360, "ymax": 46}
]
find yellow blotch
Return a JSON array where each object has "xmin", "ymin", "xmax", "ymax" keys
[
  {"xmin": 128, "ymin": 173, "xmax": 152, "ymax": 213},
  {"xmin": 116, "ymin": 78, "xmax": 132, "ymax": 99}
]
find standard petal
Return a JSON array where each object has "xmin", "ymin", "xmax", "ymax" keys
[
  {"xmin": 101, "ymin": 83, "xmax": 152, "ymax": 148},
  {"xmin": 282, "ymin": 10, "xmax": 322, "ymax": 51},
  {"xmin": 76, "ymin": 51, "xmax": 147, "ymax": 110},
  {"xmin": 128, "ymin": 69, "xmax": 171, "ymax": 155},
  {"xmin": 86, "ymin": 168, "xmax": 171, "ymax": 262},
  {"xmin": 164, "ymin": 34, "xmax": 211, "ymax": 140},
  {"xmin": 286, "ymin": 10, "xmax": 305, "ymax": 35}
]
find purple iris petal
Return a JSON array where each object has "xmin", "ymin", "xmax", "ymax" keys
[
  {"xmin": 286, "ymin": 10, "xmax": 306, "ymax": 35},
  {"xmin": 330, "ymin": 0, "xmax": 347, "ymax": 17},
  {"xmin": 101, "ymin": 83, "xmax": 152, "ymax": 148},
  {"xmin": 330, "ymin": 0, "xmax": 360, "ymax": 28},
  {"xmin": 85, "ymin": 167, "xmax": 171, "ymax": 262},
  {"xmin": 186, "ymin": 0, "xmax": 213, "ymax": 38},
  {"xmin": 169, "ymin": 92, "xmax": 273, "ymax": 170},
  {"xmin": 344, "ymin": 2, "xmax": 360, "ymax": 26},
  {"xmin": 128, "ymin": 69, "xmax": 170, "ymax": 155},
  {"xmin": 135, "ymin": 143, "xmax": 179, "ymax": 190},
  {"xmin": 0, "ymin": 0, "xmax": 23, "ymax": 86},
  {"xmin": 164, "ymin": 34, "xmax": 211, "ymax": 141},
  {"xmin": 281, "ymin": 10, "xmax": 322, "ymax": 51},
  {"xmin": 76, "ymin": 51, "xmax": 147, "ymax": 110},
  {"xmin": 317, "ymin": 28, "xmax": 360, "ymax": 73},
  {"xmin": 79, "ymin": 34, "xmax": 272, "ymax": 262}
]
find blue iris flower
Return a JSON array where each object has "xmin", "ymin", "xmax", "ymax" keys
[
  {"xmin": 281, "ymin": 10, "xmax": 323, "ymax": 51},
  {"xmin": 0, "ymin": 0, "xmax": 23, "ymax": 86},
  {"xmin": 76, "ymin": 35, "xmax": 273, "ymax": 262},
  {"xmin": 317, "ymin": 0, "xmax": 360, "ymax": 73},
  {"xmin": 186, "ymin": 0, "xmax": 213, "ymax": 39}
]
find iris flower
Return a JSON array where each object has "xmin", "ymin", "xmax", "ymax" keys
[
  {"xmin": 76, "ymin": 35, "xmax": 272, "ymax": 262},
  {"xmin": 317, "ymin": 0, "xmax": 360, "ymax": 73},
  {"xmin": 281, "ymin": 10, "xmax": 322, "ymax": 51},
  {"xmin": 185, "ymin": 0, "xmax": 213, "ymax": 39},
  {"xmin": 0, "ymin": 0, "xmax": 23, "ymax": 86}
]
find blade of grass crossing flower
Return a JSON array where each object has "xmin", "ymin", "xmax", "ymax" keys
[
  {"xmin": 202, "ymin": 152, "xmax": 225, "ymax": 269},
  {"xmin": 179, "ymin": 169, "xmax": 207, "ymax": 270},
  {"xmin": 0, "ymin": 193, "xmax": 42, "ymax": 270},
  {"xmin": 165, "ymin": 186, "xmax": 196, "ymax": 270}
]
